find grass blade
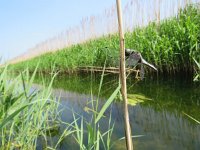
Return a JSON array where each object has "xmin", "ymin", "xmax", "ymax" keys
[
  {"xmin": 0, "ymin": 104, "xmax": 29, "ymax": 129},
  {"xmin": 95, "ymin": 85, "xmax": 120, "ymax": 124},
  {"xmin": 183, "ymin": 112, "xmax": 200, "ymax": 124}
]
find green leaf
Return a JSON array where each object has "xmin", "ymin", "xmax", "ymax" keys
[
  {"xmin": 183, "ymin": 112, "xmax": 200, "ymax": 124},
  {"xmin": 193, "ymin": 58, "xmax": 200, "ymax": 69},
  {"xmin": 95, "ymin": 85, "xmax": 120, "ymax": 124},
  {"xmin": 0, "ymin": 104, "xmax": 29, "ymax": 129},
  {"xmin": 127, "ymin": 93, "xmax": 152, "ymax": 106}
]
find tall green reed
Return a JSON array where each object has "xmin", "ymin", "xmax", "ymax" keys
[
  {"xmin": 9, "ymin": 0, "xmax": 195, "ymax": 64},
  {"xmin": 70, "ymin": 62, "xmax": 120, "ymax": 150},
  {"xmin": 9, "ymin": 4, "xmax": 200, "ymax": 75},
  {"xmin": 0, "ymin": 66, "xmax": 59, "ymax": 149}
]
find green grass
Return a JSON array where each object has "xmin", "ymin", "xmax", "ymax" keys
[
  {"xmin": 0, "ymin": 66, "xmax": 60, "ymax": 149},
  {"xmin": 0, "ymin": 66, "xmax": 125, "ymax": 149},
  {"xmin": 9, "ymin": 4, "xmax": 200, "ymax": 74},
  {"xmin": 71, "ymin": 72, "xmax": 119, "ymax": 150}
]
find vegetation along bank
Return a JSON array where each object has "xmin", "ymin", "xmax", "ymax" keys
[{"xmin": 9, "ymin": 5, "xmax": 200, "ymax": 75}]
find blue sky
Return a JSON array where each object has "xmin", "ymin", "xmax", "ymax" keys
[{"xmin": 0, "ymin": 0, "xmax": 129, "ymax": 62}]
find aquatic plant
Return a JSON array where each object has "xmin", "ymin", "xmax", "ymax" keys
[
  {"xmin": 69, "ymin": 67, "xmax": 119, "ymax": 150},
  {"xmin": 4, "ymin": 67, "xmax": 128, "ymax": 149},
  {"xmin": 0, "ymin": 66, "xmax": 59, "ymax": 149},
  {"xmin": 9, "ymin": 4, "xmax": 200, "ymax": 75},
  {"xmin": 8, "ymin": 0, "xmax": 198, "ymax": 64}
]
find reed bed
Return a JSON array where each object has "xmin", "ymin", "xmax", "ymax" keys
[
  {"xmin": 9, "ymin": 4, "xmax": 200, "ymax": 74},
  {"xmin": 8, "ymin": 0, "xmax": 199, "ymax": 65}
]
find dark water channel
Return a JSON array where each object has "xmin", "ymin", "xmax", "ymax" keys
[{"xmin": 35, "ymin": 73, "xmax": 200, "ymax": 150}]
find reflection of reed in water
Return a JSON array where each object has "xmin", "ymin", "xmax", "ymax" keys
[{"xmin": 125, "ymin": 105, "xmax": 200, "ymax": 149}]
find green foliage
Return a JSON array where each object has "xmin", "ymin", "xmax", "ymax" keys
[
  {"xmin": 95, "ymin": 85, "xmax": 120, "ymax": 124},
  {"xmin": 10, "ymin": 4, "xmax": 200, "ymax": 74},
  {"xmin": 71, "ymin": 69, "xmax": 118, "ymax": 150},
  {"xmin": 127, "ymin": 93, "xmax": 151, "ymax": 106},
  {"xmin": 126, "ymin": 4, "xmax": 200, "ymax": 73},
  {"xmin": 0, "ymin": 66, "xmax": 59, "ymax": 149},
  {"xmin": 0, "ymin": 66, "xmax": 121, "ymax": 149}
]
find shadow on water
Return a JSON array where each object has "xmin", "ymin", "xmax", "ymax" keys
[{"xmin": 34, "ymin": 73, "xmax": 200, "ymax": 150}]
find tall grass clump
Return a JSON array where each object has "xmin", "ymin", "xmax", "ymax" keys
[
  {"xmin": 0, "ymin": 66, "xmax": 59, "ymax": 149},
  {"xmin": 67, "ymin": 66, "xmax": 120, "ymax": 149},
  {"xmin": 10, "ymin": 4, "xmax": 200, "ymax": 75},
  {"xmin": 0, "ymin": 65, "xmax": 124, "ymax": 149},
  {"xmin": 125, "ymin": 4, "xmax": 200, "ymax": 73}
]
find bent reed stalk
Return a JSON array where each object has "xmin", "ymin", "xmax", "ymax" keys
[{"xmin": 116, "ymin": 0, "xmax": 133, "ymax": 149}]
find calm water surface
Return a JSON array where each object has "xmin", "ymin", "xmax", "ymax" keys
[{"xmin": 35, "ymin": 74, "xmax": 200, "ymax": 150}]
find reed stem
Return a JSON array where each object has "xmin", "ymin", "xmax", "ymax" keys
[{"xmin": 116, "ymin": 0, "xmax": 133, "ymax": 149}]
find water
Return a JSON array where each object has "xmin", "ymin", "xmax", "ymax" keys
[{"xmin": 35, "ymin": 73, "xmax": 200, "ymax": 150}]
